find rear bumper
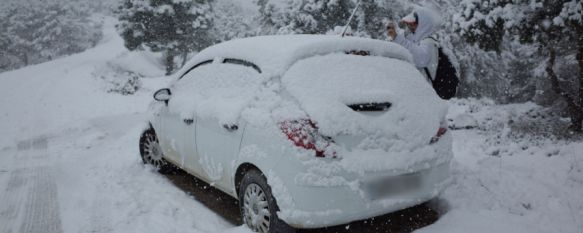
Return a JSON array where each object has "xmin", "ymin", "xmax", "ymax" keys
[
  {"xmin": 272, "ymin": 161, "xmax": 451, "ymax": 228},
  {"xmin": 268, "ymin": 133, "xmax": 453, "ymax": 229}
]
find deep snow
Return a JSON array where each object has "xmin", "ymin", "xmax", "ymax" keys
[
  {"xmin": 0, "ymin": 17, "xmax": 249, "ymax": 233},
  {"xmin": 0, "ymin": 17, "xmax": 581, "ymax": 233}
]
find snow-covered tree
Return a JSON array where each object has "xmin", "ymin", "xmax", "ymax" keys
[
  {"xmin": 212, "ymin": 0, "xmax": 256, "ymax": 42},
  {"xmin": 0, "ymin": 0, "xmax": 103, "ymax": 73},
  {"xmin": 456, "ymin": 0, "xmax": 583, "ymax": 132},
  {"xmin": 256, "ymin": 0, "xmax": 352, "ymax": 35},
  {"xmin": 117, "ymin": 0, "xmax": 214, "ymax": 75},
  {"xmin": 0, "ymin": 34, "xmax": 19, "ymax": 71},
  {"xmin": 352, "ymin": 0, "xmax": 396, "ymax": 39}
]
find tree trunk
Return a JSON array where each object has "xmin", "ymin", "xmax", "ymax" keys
[
  {"xmin": 576, "ymin": 24, "xmax": 583, "ymax": 131},
  {"xmin": 547, "ymin": 48, "xmax": 583, "ymax": 132},
  {"xmin": 181, "ymin": 50, "xmax": 188, "ymax": 68},
  {"xmin": 23, "ymin": 52, "xmax": 28, "ymax": 66},
  {"xmin": 165, "ymin": 50, "xmax": 174, "ymax": 76}
]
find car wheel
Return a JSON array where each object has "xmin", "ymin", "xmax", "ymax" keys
[
  {"xmin": 239, "ymin": 169, "xmax": 295, "ymax": 233},
  {"xmin": 139, "ymin": 128, "xmax": 174, "ymax": 173}
]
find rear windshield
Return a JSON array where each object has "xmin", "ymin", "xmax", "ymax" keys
[
  {"xmin": 282, "ymin": 53, "xmax": 429, "ymax": 106},
  {"xmin": 281, "ymin": 53, "xmax": 441, "ymax": 138}
]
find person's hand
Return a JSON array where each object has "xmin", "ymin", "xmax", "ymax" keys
[{"xmin": 386, "ymin": 21, "xmax": 397, "ymax": 40}]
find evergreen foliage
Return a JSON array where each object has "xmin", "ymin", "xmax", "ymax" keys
[
  {"xmin": 0, "ymin": 0, "xmax": 103, "ymax": 72},
  {"xmin": 456, "ymin": 0, "xmax": 583, "ymax": 131},
  {"xmin": 256, "ymin": 0, "xmax": 353, "ymax": 35},
  {"xmin": 212, "ymin": 0, "xmax": 256, "ymax": 42},
  {"xmin": 352, "ymin": 0, "xmax": 394, "ymax": 39},
  {"xmin": 116, "ymin": 0, "xmax": 213, "ymax": 75}
]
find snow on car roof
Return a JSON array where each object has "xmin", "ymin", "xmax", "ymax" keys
[{"xmin": 180, "ymin": 35, "xmax": 414, "ymax": 77}]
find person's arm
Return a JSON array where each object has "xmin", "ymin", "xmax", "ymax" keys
[
  {"xmin": 393, "ymin": 35, "xmax": 432, "ymax": 68},
  {"xmin": 387, "ymin": 22, "xmax": 397, "ymax": 41}
]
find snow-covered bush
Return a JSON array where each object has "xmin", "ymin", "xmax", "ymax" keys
[
  {"xmin": 92, "ymin": 48, "xmax": 171, "ymax": 95},
  {"xmin": 93, "ymin": 63, "xmax": 143, "ymax": 95},
  {"xmin": 449, "ymin": 98, "xmax": 579, "ymax": 150}
]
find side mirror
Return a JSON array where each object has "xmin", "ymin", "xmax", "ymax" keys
[{"xmin": 154, "ymin": 88, "xmax": 172, "ymax": 104}]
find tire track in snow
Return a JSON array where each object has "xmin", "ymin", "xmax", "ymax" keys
[
  {"xmin": 18, "ymin": 167, "xmax": 62, "ymax": 233},
  {"xmin": 0, "ymin": 167, "xmax": 62, "ymax": 233},
  {"xmin": 16, "ymin": 137, "xmax": 49, "ymax": 160},
  {"xmin": 88, "ymin": 172, "xmax": 114, "ymax": 233},
  {"xmin": 0, "ymin": 169, "xmax": 28, "ymax": 233}
]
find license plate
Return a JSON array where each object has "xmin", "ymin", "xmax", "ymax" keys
[{"xmin": 364, "ymin": 172, "xmax": 421, "ymax": 200}]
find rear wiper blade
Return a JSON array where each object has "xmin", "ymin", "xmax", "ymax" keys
[{"xmin": 347, "ymin": 102, "xmax": 392, "ymax": 112}]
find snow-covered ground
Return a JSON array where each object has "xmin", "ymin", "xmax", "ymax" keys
[
  {"xmin": 0, "ymin": 18, "xmax": 581, "ymax": 233},
  {"xmin": 421, "ymin": 99, "xmax": 583, "ymax": 233},
  {"xmin": 0, "ymin": 17, "xmax": 248, "ymax": 233}
]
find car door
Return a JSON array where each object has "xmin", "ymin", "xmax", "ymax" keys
[
  {"xmin": 156, "ymin": 60, "xmax": 213, "ymax": 169},
  {"xmin": 195, "ymin": 117, "xmax": 246, "ymax": 187},
  {"xmin": 193, "ymin": 59, "xmax": 263, "ymax": 189},
  {"xmin": 155, "ymin": 103, "xmax": 186, "ymax": 167}
]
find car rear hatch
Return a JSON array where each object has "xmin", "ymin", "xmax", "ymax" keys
[{"xmin": 281, "ymin": 53, "xmax": 448, "ymax": 155}]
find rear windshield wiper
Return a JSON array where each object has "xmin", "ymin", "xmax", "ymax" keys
[
  {"xmin": 347, "ymin": 102, "xmax": 392, "ymax": 112},
  {"xmin": 345, "ymin": 50, "xmax": 370, "ymax": 56}
]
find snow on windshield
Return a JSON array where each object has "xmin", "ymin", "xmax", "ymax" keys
[{"xmin": 282, "ymin": 53, "xmax": 447, "ymax": 151}]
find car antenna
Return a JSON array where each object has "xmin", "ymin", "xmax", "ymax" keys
[{"xmin": 341, "ymin": 0, "xmax": 361, "ymax": 37}]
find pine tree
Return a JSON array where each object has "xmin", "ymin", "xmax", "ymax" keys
[
  {"xmin": 0, "ymin": 0, "xmax": 102, "ymax": 72},
  {"xmin": 277, "ymin": 0, "xmax": 321, "ymax": 34},
  {"xmin": 256, "ymin": 0, "xmax": 280, "ymax": 35},
  {"xmin": 353, "ymin": 0, "xmax": 395, "ymax": 39},
  {"xmin": 212, "ymin": 0, "xmax": 256, "ymax": 42},
  {"xmin": 318, "ymin": 0, "xmax": 353, "ymax": 32},
  {"xmin": 117, "ymin": 0, "xmax": 213, "ymax": 75},
  {"xmin": 256, "ymin": 0, "xmax": 352, "ymax": 35}
]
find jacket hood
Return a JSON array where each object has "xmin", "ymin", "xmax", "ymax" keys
[{"xmin": 406, "ymin": 7, "xmax": 442, "ymax": 42}]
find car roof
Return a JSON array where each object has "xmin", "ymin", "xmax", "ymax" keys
[{"xmin": 179, "ymin": 35, "xmax": 413, "ymax": 77}]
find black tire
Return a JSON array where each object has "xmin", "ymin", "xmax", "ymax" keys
[
  {"xmin": 239, "ymin": 169, "xmax": 295, "ymax": 233},
  {"xmin": 139, "ymin": 128, "xmax": 174, "ymax": 174}
]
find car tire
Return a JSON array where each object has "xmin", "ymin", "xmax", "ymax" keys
[
  {"xmin": 139, "ymin": 128, "xmax": 174, "ymax": 174},
  {"xmin": 239, "ymin": 169, "xmax": 295, "ymax": 233}
]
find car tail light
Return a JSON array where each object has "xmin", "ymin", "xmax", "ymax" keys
[
  {"xmin": 429, "ymin": 121, "xmax": 447, "ymax": 144},
  {"xmin": 279, "ymin": 119, "xmax": 335, "ymax": 158}
]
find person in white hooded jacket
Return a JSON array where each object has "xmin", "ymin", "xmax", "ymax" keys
[{"xmin": 387, "ymin": 7, "xmax": 440, "ymax": 82}]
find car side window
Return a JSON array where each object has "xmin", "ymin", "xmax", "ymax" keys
[
  {"xmin": 178, "ymin": 60, "xmax": 213, "ymax": 80},
  {"xmin": 223, "ymin": 58, "xmax": 262, "ymax": 73},
  {"xmin": 168, "ymin": 59, "xmax": 263, "ymax": 123}
]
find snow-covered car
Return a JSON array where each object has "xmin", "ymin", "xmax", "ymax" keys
[{"xmin": 139, "ymin": 35, "xmax": 452, "ymax": 233}]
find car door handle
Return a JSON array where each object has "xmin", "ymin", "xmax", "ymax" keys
[
  {"xmin": 183, "ymin": 119, "xmax": 194, "ymax": 125},
  {"xmin": 222, "ymin": 124, "xmax": 238, "ymax": 132}
]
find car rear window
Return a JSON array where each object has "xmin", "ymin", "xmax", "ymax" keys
[{"xmin": 281, "ymin": 53, "xmax": 443, "ymax": 144}]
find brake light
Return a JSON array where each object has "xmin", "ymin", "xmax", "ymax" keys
[
  {"xmin": 430, "ymin": 127, "xmax": 448, "ymax": 144},
  {"xmin": 279, "ymin": 119, "xmax": 335, "ymax": 157}
]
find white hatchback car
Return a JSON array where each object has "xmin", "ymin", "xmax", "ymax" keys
[{"xmin": 139, "ymin": 35, "xmax": 452, "ymax": 233}]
